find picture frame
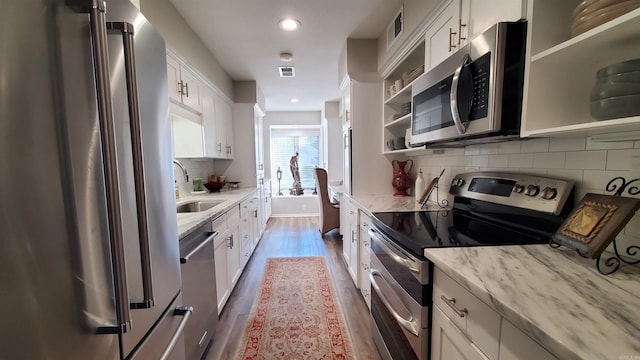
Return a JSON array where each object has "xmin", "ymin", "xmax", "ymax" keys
[
  {"xmin": 418, "ymin": 177, "xmax": 439, "ymax": 205},
  {"xmin": 551, "ymin": 193, "xmax": 640, "ymax": 259}
]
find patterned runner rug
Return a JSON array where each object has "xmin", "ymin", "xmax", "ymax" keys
[{"xmin": 237, "ymin": 256, "xmax": 355, "ymax": 359}]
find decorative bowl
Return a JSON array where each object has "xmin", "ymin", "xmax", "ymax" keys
[{"xmin": 204, "ymin": 181, "xmax": 225, "ymax": 192}]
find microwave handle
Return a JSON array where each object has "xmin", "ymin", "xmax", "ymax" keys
[{"xmin": 450, "ymin": 54, "xmax": 471, "ymax": 135}]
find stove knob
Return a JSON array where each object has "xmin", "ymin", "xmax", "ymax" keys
[
  {"xmin": 525, "ymin": 184, "xmax": 540, "ymax": 197},
  {"xmin": 450, "ymin": 178, "xmax": 458, "ymax": 187},
  {"xmin": 513, "ymin": 184, "xmax": 525, "ymax": 193},
  {"xmin": 456, "ymin": 178, "xmax": 465, "ymax": 187},
  {"xmin": 540, "ymin": 186, "xmax": 557, "ymax": 200}
]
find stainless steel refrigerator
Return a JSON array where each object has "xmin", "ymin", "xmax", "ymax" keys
[{"xmin": 0, "ymin": 0, "xmax": 189, "ymax": 358}]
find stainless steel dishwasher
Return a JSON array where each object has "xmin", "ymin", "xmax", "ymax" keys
[{"xmin": 179, "ymin": 222, "xmax": 219, "ymax": 360}]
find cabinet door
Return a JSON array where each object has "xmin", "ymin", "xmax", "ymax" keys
[
  {"xmin": 179, "ymin": 65, "xmax": 203, "ymax": 113},
  {"xmin": 213, "ymin": 94, "xmax": 227, "ymax": 158},
  {"xmin": 461, "ymin": 0, "xmax": 525, "ymax": 42},
  {"xmin": 214, "ymin": 229, "xmax": 230, "ymax": 315},
  {"xmin": 499, "ymin": 319, "xmax": 558, "ymax": 360},
  {"xmin": 201, "ymin": 86, "xmax": 218, "ymax": 157},
  {"xmin": 432, "ymin": 305, "xmax": 490, "ymax": 360},
  {"xmin": 166, "ymin": 55, "xmax": 182, "ymax": 103},
  {"xmin": 425, "ymin": 0, "xmax": 460, "ymax": 71},
  {"xmin": 224, "ymin": 101, "xmax": 234, "ymax": 158},
  {"xmin": 227, "ymin": 225, "xmax": 241, "ymax": 287},
  {"xmin": 358, "ymin": 212, "xmax": 371, "ymax": 309}
]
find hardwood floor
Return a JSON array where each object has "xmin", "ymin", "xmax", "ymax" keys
[{"xmin": 205, "ymin": 216, "xmax": 381, "ymax": 360}]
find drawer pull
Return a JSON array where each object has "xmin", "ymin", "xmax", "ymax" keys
[{"xmin": 441, "ymin": 295, "xmax": 468, "ymax": 317}]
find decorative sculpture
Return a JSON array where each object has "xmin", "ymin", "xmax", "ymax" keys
[{"xmin": 289, "ymin": 152, "xmax": 304, "ymax": 195}]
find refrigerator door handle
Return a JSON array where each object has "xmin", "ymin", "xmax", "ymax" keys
[
  {"xmin": 70, "ymin": 0, "xmax": 131, "ymax": 334},
  {"xmin": 160, "ymin": 306, "xmax": 194, "ymax": 360},
  {"xmin": 107, "ymin": 21, "xmax": 155, "ymax": 310}
]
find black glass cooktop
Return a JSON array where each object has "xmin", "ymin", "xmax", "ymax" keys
[{"xmin": 371, "ymin": 200, "xmax": 565, "ymax": 259}]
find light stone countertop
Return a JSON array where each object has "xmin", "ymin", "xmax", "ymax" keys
[
  {"xmin": 350, "ymin": 193, "xmax": 447, "ymax": 215},
  {"xmin": 425, "ymin": 245, "xmax": 640, "ymax": 360},
  {"xmin": 349, "ymin": 193, "xmax": 640, "ymax": 359},
  {"xmin": 176, "ymin": 188, "xmax": 257, "ymax": 239}
]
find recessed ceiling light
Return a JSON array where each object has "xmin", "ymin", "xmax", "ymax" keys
[
  {"xmin": 290, "ymin": 98, "xmax": 299, "ymax": 103},
  {"xmin": 279, "ymin": 18, "xmax": 301, "ymax": 31},
  {"xmin": 280, "ymin": 52, "xmax": 293, "ymax": 62}
]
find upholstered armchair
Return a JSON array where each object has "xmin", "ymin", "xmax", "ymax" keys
[{"xmin": 314, "ymin": 168, "xmax": 340, "ymax": 236}]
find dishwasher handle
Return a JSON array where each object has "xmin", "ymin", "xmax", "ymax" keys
[{"xmin": 180, "ymin": 231, "xmax": 218, "ymax": 264}]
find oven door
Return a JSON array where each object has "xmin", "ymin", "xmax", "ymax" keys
[{"xmin": 369, "ymin": 228, "xmax": 431, "ymax": 360}]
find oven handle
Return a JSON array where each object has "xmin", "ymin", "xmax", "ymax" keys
[
  {"xmin": 369, "ymin": 228, "xmax": 420, "ymax": 274},
  {"xmin": 450, "ymin": 53, "xmax": 471, "ymax": 135},
  {"xmin": 369, "ymin": 269, "xmax": 420, "ymax": 336}
]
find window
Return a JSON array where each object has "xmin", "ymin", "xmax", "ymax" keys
[{"xmin": 270, "ymin": 126, "xmax": 322, "ymax": 194}]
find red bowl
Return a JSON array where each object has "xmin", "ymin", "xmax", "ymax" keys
[{"xmin": 204, "ymin": 181, "xmax": 224, "ymax": 192}]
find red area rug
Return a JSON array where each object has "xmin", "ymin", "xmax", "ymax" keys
[{"xmin": 237, "ymin": 257, "xmax": 355, "ymax": 359}]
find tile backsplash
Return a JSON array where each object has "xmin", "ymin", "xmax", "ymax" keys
[
  {"xmin": 410, "ymin": 135, "xmax": 640, "ymax": 261},
  {"xmin": 173, "ymin": 158, "xmax": 216, "ymax": 197}
]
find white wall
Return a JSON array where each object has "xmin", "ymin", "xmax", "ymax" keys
[
  {"xmin": 410, "ymin": 136, "xmax": 640, "ymax": 254},
  {"xmin": 323, "ymin": 102, "xmax": 343, "ymax": 183}
]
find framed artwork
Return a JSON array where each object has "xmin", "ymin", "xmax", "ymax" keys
[{"xmin": 552, "ymin": 193, "xmax": 640, "ymax": 259}]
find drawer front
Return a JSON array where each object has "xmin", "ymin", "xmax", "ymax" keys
[
  {"xmin": 433, "ymin": 269, "xmax": 500, "ymax": 360},
  {"xmin": 211, "ymin": 212, "xmax": 226, "ymax": 232},
  {"xmin": 227, "ymin": 204, "xmax": 241, "ymax": 227}
]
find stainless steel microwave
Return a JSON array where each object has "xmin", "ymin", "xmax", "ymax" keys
[{"xmin": 411, "ymin": 22, "xmax": 527, "ymax": 147}]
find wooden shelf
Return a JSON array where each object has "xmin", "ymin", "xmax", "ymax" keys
[{"xmin": 384, "ymin": 113, "xmax": 412, "ymax": 129}]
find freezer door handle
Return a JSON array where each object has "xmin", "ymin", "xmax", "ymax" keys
[
  {"xmin": 159, "ymin": 306, "xmax": 194, "ymax": 360},
  {"xmin": 69, "ymin": 0, "xmax": 131, "ymax": 334},
  {"xmin": 107, "ymin": 21, "xmax": 155, "ymax": 310}
]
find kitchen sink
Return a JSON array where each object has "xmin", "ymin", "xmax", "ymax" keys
[{"xmin": 176, "ymin": 200, "xmax": 226, "ymax": 213}]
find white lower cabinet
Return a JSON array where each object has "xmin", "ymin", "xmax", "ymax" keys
[
  {"xmin": 432, "ymin": 305, "xmax": 489, "ymax": 360},
  {"xmin": 432, "ymin": 268, "xmax": 559, "ymax": 360},
  {"xmin": 342, "ymin": 196, "xmax": 359, "ymax": 286},
  {"xmin": 499, "ymin": 319, "xmax": 558, "ymax": 360},
  {"xmin": 358, "ymin": 211, "xmax": 372, "ymax": 309},
  {"xmin": 212, "ymin": 204, "xmax": 242, "ymax": 315}
]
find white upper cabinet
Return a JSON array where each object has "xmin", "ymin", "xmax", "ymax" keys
[
  {"xmin": 425, "ymin": 0, "xmax": 526, "ymax": 72},
  {"xmin": 424, "ymin": 0, "xmax": 459, "ymax": 72},
  {"xmin": 201, "ymin": 86, "xmax": 217, "ymax": 158},
  {"xmin": 460, "ymin": 0, "xmax": 526, "ymax": 43},
  {"xmin": 166, "ymin": 53, "xmax": 203, "ymax": 113},
  {"xmin": 214, "ymin": 94, "xmax": 234, "ymax": 159},
  {"xmin": 521, "ymin": 1, "xmax": 640, "ymax": 138}
]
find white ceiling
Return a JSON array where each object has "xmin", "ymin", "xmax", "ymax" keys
[{"xmin": 169, "ymin": 0, "xmax": 402, "ymax": 111}]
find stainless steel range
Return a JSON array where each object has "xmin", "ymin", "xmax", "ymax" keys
[{"xmin": 368, "ymin": 171, "xmax": 575, "ymax": 360}]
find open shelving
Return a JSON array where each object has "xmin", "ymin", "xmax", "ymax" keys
[{"xmin": 521, "ymin": 2, "xmax": 640, "ymax": 139}]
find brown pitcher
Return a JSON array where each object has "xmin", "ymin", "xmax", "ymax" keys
[{"xmin": 391, "ymin": 159, "xmax": 413, "ymax": 196}]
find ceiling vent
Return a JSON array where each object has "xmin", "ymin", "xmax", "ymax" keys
[{"xmin": 278, "ymin": 66, "xmax": 295, "ymax": 78}]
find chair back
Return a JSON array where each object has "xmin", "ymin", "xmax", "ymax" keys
[{"xmin": 314, "ymin": 168, "xmax": 331, "ymax": 204}]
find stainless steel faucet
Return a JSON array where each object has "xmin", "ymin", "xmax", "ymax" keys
[{"xmin": 173, "ymin": 159, "xmax": 189, "ymax": 182}]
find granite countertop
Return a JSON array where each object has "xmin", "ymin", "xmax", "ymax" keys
[
  {"xmin": 424, "ymin": 245, "xmax": 640, "ymax": 360},
  {"xmin": 176, "ymin": 188, "xmax": 257, "ymax": 239}
]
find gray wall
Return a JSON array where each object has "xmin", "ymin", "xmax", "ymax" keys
[{"xmin": 140, "ymin": 0, "xmax": 233, "ymax": 98}]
